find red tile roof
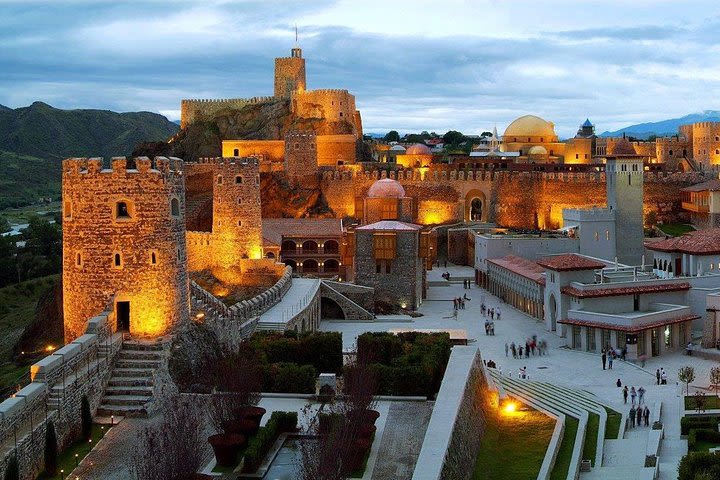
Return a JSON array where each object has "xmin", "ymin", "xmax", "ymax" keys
[
  {"xmin": 488, "ymin": 255, "xmax": 546, "ymax": 285},
  {"xmin": 681, "ymin": 179, "xmax": 720, "ymax": 192},
  {"xmin": 262, "ymin": 218, "xmax": 344, "ymax": 246},
  {"xmin": 645, "ymin": 228, "xmax": 720, "ymax": 255},
  {"xmin": 561, "ymin": 282, "xmax": 691, "ymax": 298},
  {"xmin": 559, "ymin": 313, "xmax": 700, "ymax": 333},
  {"xmin": 536, "ymin": 254, "xmax": 607, "ymax": 271}
]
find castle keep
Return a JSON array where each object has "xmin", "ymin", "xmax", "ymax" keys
[{"xmin": 62, "ymin": 156, "xmax": 189, "ymax": 341}]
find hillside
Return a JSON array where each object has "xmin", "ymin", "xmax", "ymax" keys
[
  {"xmin": 0, "ymin": 102, "xmax": 179, "ymax": 208},
  {"xmin": 600, "ymin": 110, "xmax": 720, "ymax": 139}
]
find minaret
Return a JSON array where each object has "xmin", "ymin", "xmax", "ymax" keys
[{"xmin": 490, "ymin": 125, "xmax": 500, "ymax": 151}]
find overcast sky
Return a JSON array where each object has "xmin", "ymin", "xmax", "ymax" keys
[{"xmin": 1, "ymin": 0, "xmax": 720, "ymax": 137}]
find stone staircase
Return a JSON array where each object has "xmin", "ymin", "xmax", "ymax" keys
[{"xmin": 96, "ymin": 341, "xmax": 164, "ymax": 418}]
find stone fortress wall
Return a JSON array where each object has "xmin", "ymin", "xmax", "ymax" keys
[
  {"xmin": 285, "ymin": 131, "xmax": 318, "ymax": 178},
  {"xmin": 180, "ymin": 97, "xmax": 275, "ymax": 129},
  {"xmin": 274, "ymin": 53, "xmax": 306, "ymax": 99},
  {"xmin": 690, "ymin": 121, "xmax": 720, "ymax": 168},
  {"xmin": 291, "ymin": 89, "xmax": 360, "ymax": 133},
  {"xmin": 62, "ymin": 156, "xmax": 189, "ymax": 342}
]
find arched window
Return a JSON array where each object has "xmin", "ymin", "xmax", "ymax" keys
[
  {"xmin": 217, "ymin": 175, "xmax": 223, "ymax": 185},
  {"xmin": 76, "ymin": 253, "xmax": 82, "ymax": 266},
  {"xmin": 233, "ymin": 148, "xmax": 239, "ymax": 156},
  {"xmin": 281, "ymin": 240, "xmax": 296, "ymax": 253},
  {"xmin": 324, "ymin": 240, "xmax": 339, "ymax": 254},
  {"xmin": 284, "ymin": 259, "xmax": 297, "ymax": 271},
  {"xmin": 237, "ymin": 198, "xmax": 243, "ymax": 204},
  {"xmin": 116, "ymin": 201, "xmax": 130, "ymax": 219},
  {"xmin": 303, "ymin": 259, "xmax": 319, "ymax": 272},
  {"xmin": 114, "ymin": 253, "xmax": 122, "ymax": 267},
  {"xmin": 170, "ymin": 198, "xmax": 180, "ymax": 216},
  {"xmin": 324, "ymin": 259, "xmax": 339, "ymax": 272},
  {"xmin": 235, "ymin": 175, "xmax": 243, "ymax": 184},
  {"xmin": 302, "ymin": 240, "xmax": 318, "ymax": 253},
  {"xmin": 237, "ymin": 220, "xmax": 243, "ymax": 226},
  {"xmin": 150, "ymin": 252, "xmax": 157, "ymax": 264},
  {"xmin": 669, "ymin": 150, "xmax": 673, "ymax": 156}
]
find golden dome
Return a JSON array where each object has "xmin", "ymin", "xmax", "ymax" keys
[
  {"xmin": 503, "ymin": 115, "xmax": 557, "ymax": 140},
  {"xmin": 367, "ymin": 178, "xmax": 406, "ymax": 198},
  {"xmin": 405, "ymin": 143, "xmax": 432, "ymax": 155},
  {"xmin": 528, "ymin": 145, "xmax": 548, "ymax": 156}
]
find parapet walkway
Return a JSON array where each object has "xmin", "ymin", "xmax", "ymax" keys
[{"xmin": 256, "ymin": 278, "xmax": 321, "ymax": 331}]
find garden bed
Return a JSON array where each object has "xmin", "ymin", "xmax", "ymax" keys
[
  {"xmin": 550, "ymin": 416, "xmax": 579, "ymax": 480},
  {"xmin": 37, "ymin": 423, "xmax": 112, "ymax": 480}
]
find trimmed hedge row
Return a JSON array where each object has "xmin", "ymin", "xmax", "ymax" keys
[
  {"xmin": 355, "ymin": 332, "xmax": 452, "ymax": 398},
  {"xmin": 248, "ymin": 331, "xmax": 343, "ymax": 374},
  {"xmin": 262, "ymin": 363, "xmax": 316, "ymax": 393},
  {"xmin": 688, "ymin": 428, "xmax": 720, "ymax": 451},
  {"xmin": 679, "ymin": 451, "xmax": 720, "ymax": 480},
  {"xmin": 681, "ymin": 415, "xmax": 720, "ymax": 435},
  {"xmin": 243, "ymin": 411, "xmax": 298, "ymax": 472}
]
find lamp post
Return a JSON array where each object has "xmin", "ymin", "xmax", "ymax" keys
[{"xmin": 75, "ymin": 453, "xmax": 79, "ymax": 467}]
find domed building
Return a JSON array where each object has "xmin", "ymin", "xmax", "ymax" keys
[
  {"xmin": 362, "ymin": 178, "xmax": 414, "ymax": 224},
  {"xmin": 501, "ymin": 114, "xmax": 594, "ymax": 164},
  {"xmin": 396, "ymin": 143, "xmax": 433, "ymax": 168}
]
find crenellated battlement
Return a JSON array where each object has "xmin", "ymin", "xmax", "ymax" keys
[
  {"xmin": 180, "ymin": 97, "xmax": 277, "ymax": 128},
  {"xmin": 62, "ymin": 156, "xmax": 184, "ymax": 176},
  {"xmin": 192, "ymin": 156, "xmax": 260, "ymax": 167},
  {"xmin": 181, "ymin": 96, "xmax": 274, "ymax": 105}
]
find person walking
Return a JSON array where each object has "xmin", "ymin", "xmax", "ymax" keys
[
  {"xmin": 511, "ymin": 342, "xmax": 517, "ymax": 359},
  {"xmin": 602, "ymin": 351, "xmax": 607, "ymax": 370},
  {"xmin": 505, "ymin": 342, "xmax": 509, "ymax": 357},
  {"xmin": 519, "ymin": 346, "xmax": 524, "ymax": 358},
  {"xmin": 630, "ymin": 386, "xmax": 637, "ymax": 405},
  {"xmin": 656, "ymin": 369, "xmax": 660, "ymax": 385},
  {"xmin": 608, "ymin": 354, "xmax": 614, "ymax": 370},
  {"xmin": 661, "ymin": 369, "xmax": 667, "ymax": 385},
  {"xmin": 638, "ymin": 386, "xmax": 646, "ymax": 405},
  {"xmin": 622, "ymin": 385, "xmax": 628, "ymax": 404},
  {"xmin": 644, "ymin": 406, "xmax": 650, "ymax": 426},
  {"xmin": 629, "ymin": 406, "xmax": 636, "ymax": 427}
]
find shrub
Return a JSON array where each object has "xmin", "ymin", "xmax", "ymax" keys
[
  {"xmin": 678, "ymin": 451, "xmax": 720, "ymax": 480},
  {"xmin": 81, "ymin": 395, "xmax": 92, "ymax": 441},
  {"xmin": 271, "ymin": 411, "xmax": 298, "ymax": 433},
  {"xmin": 264, "ymin": 363, "xmax": 316, "ymax": 393},
  {"xmin": 243, "ymin": 412, "xmax": 295, "ymax": 472},
  {"xmin": 689, "ymin": 429, "xmax": 720, "ymax": 451},
  {"xmin": 44, "ymin": 421, "xmax": 58, "ymax": 475},
  {"xmin": 3, "ymin": 455, "xmax": 19, "ymax": 480},
  {"xmin": 681, "ymin": 416, "xmax": 720, "ymax": 435}
]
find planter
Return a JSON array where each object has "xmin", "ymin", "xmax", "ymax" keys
[
  {"xmin": 358, "ymin": 424, "xmax": 377, "ymax": 440},
  {"xmin": 349, "ymin": 438, "xmax": 372, "ymax": 471},
  {"xmin": 208, "ymin": 433, "xmax": 246, "ymax": 467},
  {"xmin": 354, "ymin": 409, "xmax": 380, "ymax": 426},
  {"xmin": 223, "ymin": 419, "xmax": 258, "ymax": 436},
  {"xmin": 238, "ymin": 406, "xmax": 267, "ymax": 425}
]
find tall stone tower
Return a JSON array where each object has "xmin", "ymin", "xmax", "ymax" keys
[
  {"xmin": 62, "ymin": 156, "xmax": 189, "ymax": 342},
  {"xmin": 274, "ymin": 47, "xmax": 306, "ymax": 98},
  {"xmin": 606, "ymin": 151, "xmax": 644, "ymax": 266},
  {"xmin": 284, "ymin": 131, "xmax": 318, "ymax": 180},
  {"xmin": 212, "ymin": 157, "xmax": 263, "ymax": 268}
]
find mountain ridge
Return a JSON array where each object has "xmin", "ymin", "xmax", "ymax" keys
[{"xmin": 600, "ymin": 110, "xmax": 720, "ymax": 139}]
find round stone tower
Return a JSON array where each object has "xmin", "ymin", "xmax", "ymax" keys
[{"xmin": 62, "ymin": 156, "xmax": 189, "ymax": 342}]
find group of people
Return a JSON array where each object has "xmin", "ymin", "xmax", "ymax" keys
[
  {"xmin": 441, "ymin": 271, "xmax": 452, "ymax": 280},
  {"xmin": 484, "ymin": 318, "xmax": 496, "ymax": 335},
  {"xmin": 655, "ymin": 368, "xmax": 668, "ymax": 385},
  {"xmin": 506, "ymin": 335, "xmax": 548, "ymax": 358},
  {"xmin": 463, "ymin": 279, "xmax": 472, "ymax": 289},
  {"xmin": 480, "ymin": 303, "xmax": 500, "ymax": 321},
  {"xmin": 629, "ymin": 404, "xmax": 651, "ymax": 427},
  {"xmin": 453, "ymin": 294, "xmax": 470, "ymax": 310},
  {"xmin": 621, "ymin": 385, "xmax": 646, "ymax": 405},
  {"xmin": 600, "ymin": 346, "xmax": 627, "ymax": 370}
]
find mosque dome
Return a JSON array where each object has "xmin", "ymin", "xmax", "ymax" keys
[
  {"xmin": 503, "ymin": 115, "xmax": 557, "ymax": 140},
  {"xmin": 367, "ymin": 178, "xmax": 406, "ymax": 199},
  {"xmin": 405, "ymin": 143, "xmax": 432, "ymax": 155},
  {"xmin": 609, "ymin": 137, "xmax": 637, "ymax": 155},
  {"xmin": 528, "ymin": 145, "xmax": 548, "ymax": 156},
  {"xmin": 389, "ymin": 145, "xmax": 406, "ymax": 152}
]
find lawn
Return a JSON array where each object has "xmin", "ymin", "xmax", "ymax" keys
[
  {"xmin": 550, "ymin": 416, "xmax": 579, "ymax": 480},
  {"xmin": 473, "ymin": 404, "xmax": 555, "ymax": 480},
  {"xmin": 583, "ymin": 413, "xmax": 599, "ymax": 466},
  {"xmin": 37, "ymin": 423, "xmax": 112, "ymax": 479},
  {"xmin": 657, "ymin": 223, "xmax": 695, "ymax": 237},
  {"xmin": 684, "ymin": 395, "xmax": 720, "ymax": 411},
  {"xmin": 605, "ymin": 408, "xmax": 622, "ymax": 439},
  {"xmin": 0, "ymin": 275, "xmax": 60, "ymax": 395}
]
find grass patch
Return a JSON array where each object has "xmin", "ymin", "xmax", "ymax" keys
[
  {"xmin": 0, "ymin": 275, "xmax": 59, "ymax": 394},
  {"xmin": 605, "ymin": 407, "xmax": 622, "ymax": 439},
  {"xmin": 685, "ymin": 395, "xmax": 720, "ymax": 411},
  {"xmin": 692, "ymin": 439, "xmax": 720, "ymax": 452},
  {"xmin": 550, "ymin": 416, "xmax": 579, "ymax": 480},
  {"xmin": 473, "ymin": 404, "xmax": 555, "ymax": 480},
  {"xmin": 657, "ymin": 223, "xmax": 694, "ymax": 237},
  {"xmin": 37, "ymin": 423, "xmax": 111, "ymax": 479},
  {"xmin": 583, "ymin": 413, "xmax": 599, "ymax": 466}
]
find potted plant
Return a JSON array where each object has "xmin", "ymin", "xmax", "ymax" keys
[{"xmin": 208, "ymin": 433, "xmax": 246, "ymax": 467}]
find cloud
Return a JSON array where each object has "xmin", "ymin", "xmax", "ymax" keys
[{"xmin": 1, "ymin": 0, "xmax": 720, "ymax": 137}]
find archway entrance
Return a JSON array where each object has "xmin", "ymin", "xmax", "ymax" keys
[
  {"xmin": 548, "ymin": 294, "xmax": 557, "ymax": 332},
  {"xmin": 321, "ymin": 297, "xmax": 346, "ymax": 320},
  {"xmin": 470, "ymin": 198, "xmax": 483, "ymax": 221},
  {"xmin": 464, "ymin": 189, "xmax": 487, "ymax": 222},
  {"xmin": 303, "ymin": 259, "xmax": 319, "ymax": 273},
  {"xmin": 116, "ymin": 301, "xmax": 130, "ymax": 333},
  {"xmin": 284, "ymin": 259, "xmax": 297, "ymax": 271}
]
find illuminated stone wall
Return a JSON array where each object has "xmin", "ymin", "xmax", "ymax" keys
[
  {"xmin": 180, "ymin": 97, "xmax": 274, "ymax": 128},
  {"xmin": 221, "ymin": 140, "xmax": 286, "ymax": 163},
  {"xmin": 62, "ymin": 156, "xmax": 189, "ymax": 341},
  {"xmin": 274, "ymin": 54, "xmax": 306, "ymax": 99},
  {"xmin": 285, "ymin": 131, "xmax": 318, "ymax": 179},
  {"xmin": 292, "ymin": 89, "xmax": 358, "ymax": 130},
  {"xmin": 691, "ymin": 121, "xmax": 720, "ymax": 168},
  {"xmin": 316, "ymin": 134, "xmax": 357, "ymax": 165}
]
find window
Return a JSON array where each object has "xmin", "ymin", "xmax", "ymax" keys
[
  {"xmin": 76, "ymin": 253, "xmax": 82, "ymax": 267},
  {"xmin": 150, "ymin": 251, "xmax": 157, "ymax": 264},
  {"xmin": 114, "ymin": 253, "xmax": 122, "ymax": 267},
  {"xmin": 594, "ymin": 231, "xmax": 599, "ymax": 241},
  {"xmin": 233, "ymin": 148, "xmax": 239, "ymax": 156},
  {"xmin": 237, "ymin": 198, "xmax": 243, "ymax": 204},
  {"xmin": 669, "ymin": 150, "xmax": 673, "ymax": 156},
  {"xmin": 575, "ymin": 153, "xmax": 579, "ymax": 159},
  {"xmin": 170, "ymin": 198, "xmax": 180, "ymax": 216},
  {"xmin": 385, "ymin": 261, "xmax": 392, "ymax": 274},
  {"xmin": 237, "ymin": 220, "xmax": 242, "ymax": 226},
  {"xmin": 339, "ymin": 112, "xmax": 343, "ymax": 117},
  {"xmin": 605, "ymin": 230, "xmax": 610, "ymax": 241},
  {"xmin": 376, "ymin": 262, "xmax": 382, "ymax": 274},
  {"xmin": 116, "ymin": 201, "xmax": 130, "ymax": 219},
  {"xmin": 256, "ymin": 176, "xmax": 260, "ymax": 185},
  {"xmin": 380, "ymin": 200, "xmax": 398, "ymax": 220},
  {"xmin": 217, "ymin": 175, "xmax": 223, "ymax": 185},
  {"xmin": 373, "ymin": 233, "xmax": 396, "ymax": 260},
  {"xmin": 64, "ymin": 201, "xmax": 72, "ymax": 219},
  {"xmin": 235, "ymin": 175, "xmax": 243, "ymax": 184}
]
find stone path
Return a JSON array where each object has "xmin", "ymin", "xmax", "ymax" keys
[{"xmin": 370, "ymin": 401, "xmax": 434, "ymax": 480}]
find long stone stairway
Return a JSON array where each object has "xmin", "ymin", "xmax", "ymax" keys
[{"xmin": 96, "ymin": 341, "xmax": 163, "ymax": 417}]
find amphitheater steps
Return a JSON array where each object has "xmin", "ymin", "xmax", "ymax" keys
[{"xmin": 96, "ymin": 342, "xmax": 164, "ymax": 418}]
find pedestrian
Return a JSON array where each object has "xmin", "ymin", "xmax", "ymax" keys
[
  {"xmin": 622, "ymin": 385, "xmax": 628, "ymax": 404},
  {"xmin": 608, "ymin": 354, "xmax": 613, "ymax": 369},
  {"xmin": 630, "ymin": 386, "xmax": 637, "ymax": 405},
  {"xmin": 644, "ymin": 406, "xmax": 650, "ymax": 426},
  {"xmin": 602, "ymin": 351, "xmax": 607, "ymax": 370},
  {"xmin": 511, "ymin": 342, "xmax": 517, "ymax": 359},
  {"xmin": 453, "ymin": 298, "xmax": 458, "ymax": 310},
  {"xmin": 497, "ymin": 311, "xmax": 501, "ymax": 321},
  {"xmin": 519, "ymin": 346, "xmax": 524, "ymax": 358},
  {"xmin": 638, "ymin": 386, "xmax": 645, "ymax": 405},
  {"xmin": 661, "ymin": 369, "xmax": 667, "ymax": 385},
  {"xmin": 656, "ymin": 369, "xmax": 660, "ymax": 385},
  {"xmin": 490, "ymin": 322, "xmax": 495, "ymax": 335},
  {"xmin": 505, "ymin": 342, "xmax": 509, "ymax": 357},
  {"xmin": 629, "ymin": 406, "xmax": 636, "ymax": 427},
  {"xmin": 621, "ymin": 346, "xmax": 627, "ymax": 361},
  {"xmin": 485, "ymin": 320, "xmax": 489, "ymax": 336},
  {"xmin": 617, "ymin": 378, "xmax": 622, "ymax": 388}
]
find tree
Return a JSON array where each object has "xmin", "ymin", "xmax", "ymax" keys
[
  {"xmin": 383, "ymin": 131, "xmax": 400, "ymax": 143},
  {"xmin": 443, "ymin": 130, "xmax": 464, "ymax": 145},
  {"xmin": 481, "ymin": 131, "xmax": 493, "ymax": 137},
  {"xmin": 44, "ymin": 421, "xmax": 58, "ymax": 475},
  {"xmin": 81, "ymin": 395, "xmax": 92, "ymax": 441},
  {"xmin": 710, "ymin": 367, "xmax": 720, "ymax": 398},
  {"xmin": 679, "ymin": 366, "xmax": 696, "ymax": 396},
  {"xmin": 3, "ymin": 455, "xmax": 19, "ymax": 480}
]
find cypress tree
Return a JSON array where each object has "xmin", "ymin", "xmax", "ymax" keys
[
  {"xmin": 81, "ymin": 395, "xmax": 92, "ymax": 441},
  {"xmin": 3, "ymin": 455, "xmax": 19, "ymax": 480},
  {"xmin": 44, "ymin": 421, "xmax": 58, "ymax": 475}
]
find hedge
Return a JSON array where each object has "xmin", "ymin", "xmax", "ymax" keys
[
  {"xmin": 678, "ymin": 451, "xmax": 720, "ymax": 480},
  {"xmin": 681, "ymin": 416, "xmax": 720, "ymax": 435},
  {"xmin": 688, "ymin": 429, "xmax": 720, "ymax": 451},
  {"xmin": 249, "ymin": 331, "xmax": 343, "ymax": 374},
  {"xmin": 263, "ymin": 363, "xmax": 317, "ymax": 393},
  {"xmin": 243, "ymin": 411, "xmax": 298, "ymax": 472}
]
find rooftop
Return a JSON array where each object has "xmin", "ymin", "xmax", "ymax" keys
[
  {"xmin": 681, "ymin": 179, "xmax": 720, "ymax": 192},
  {"xmin": 536, "ymin": 254, "xmax": 607, "ymax": 272},
  {"xmin": 488, "ymin": 255, "xmax": 545, "ymax": 285},
  {"xmin": 561, "ymin": 281, "xmax": 691, "ymax": 298},
  {"xmin": 645, "ymin": 228, "xmax": 720, "ymax": 255}
]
